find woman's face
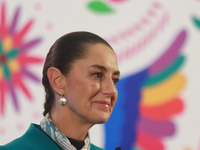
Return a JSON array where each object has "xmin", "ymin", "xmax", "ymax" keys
[{"xmin": 63, "ymin": 43, "xmax": 120, "ymax": 125}]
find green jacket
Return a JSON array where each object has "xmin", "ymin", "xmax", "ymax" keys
[{"xmin": 0, "ymin": 124, "xmax": 104, "ymax": 150}]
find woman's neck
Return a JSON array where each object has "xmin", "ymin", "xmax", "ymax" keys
[{"xmin": 50, "ymin": 106, "xmax": 93, "ymax": 141}]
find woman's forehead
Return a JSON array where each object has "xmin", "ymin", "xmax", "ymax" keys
[{"xmin": 71, "ymin": 44, "xmax": 119, "ymax": 72}]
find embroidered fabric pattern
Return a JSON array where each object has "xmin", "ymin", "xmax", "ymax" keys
[{"xmin": 40, "ymin": 113, "xmax": 91, "ymax": 150}]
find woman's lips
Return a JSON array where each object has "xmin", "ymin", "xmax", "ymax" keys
[{"xmin": 93, "ymin": 101, "xmax": 111, "ymax": 108}]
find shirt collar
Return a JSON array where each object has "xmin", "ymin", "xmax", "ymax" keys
[{"xmin": 40, "ymin": 113, "xmax": 91, "ymax": 150}]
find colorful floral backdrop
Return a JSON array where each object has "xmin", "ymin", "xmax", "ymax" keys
[{"xmin": 0, "ymin": 0, "xmax": 200, "ymax": 149}]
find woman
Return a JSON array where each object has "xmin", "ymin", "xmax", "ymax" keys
[{"xmin": 0, "ymin": 31, "xmax": 120, "ymax": 150}]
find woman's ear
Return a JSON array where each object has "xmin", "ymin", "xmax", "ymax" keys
[{"xmin": 47, "ymin": 67, "xmax": 66, "ymax": 95}]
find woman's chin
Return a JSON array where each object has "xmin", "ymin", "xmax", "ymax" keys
[{"xmin": 90, "ymin": 112, "xmax": 111, "ymax": 124}]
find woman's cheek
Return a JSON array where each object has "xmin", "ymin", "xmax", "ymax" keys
[{"xmin": 89, "ymin": 82, "xmax": 101, "ymax": 95}]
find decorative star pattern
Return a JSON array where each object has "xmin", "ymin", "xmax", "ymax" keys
[{"xmin": 0, "ymin": 2, "xmax": 43, "ymax": 116}]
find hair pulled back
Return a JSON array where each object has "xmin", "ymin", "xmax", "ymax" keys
[{"xmin": 42, "ymin": 31, "xmax": 112, "ymax": 116}]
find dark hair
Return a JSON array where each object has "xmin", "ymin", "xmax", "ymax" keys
[{"xmin": 42, "ymin": 31, "xmax": 113, "ymax": 116}]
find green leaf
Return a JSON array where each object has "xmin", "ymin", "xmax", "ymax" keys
[
  {"xmin": 192, "ymin": 16, "xmax": 200, "ymax": 29},
  {"xmin": 7, "ymin": 49, "xmax": 19, "ymax": 59},
  {"xmin": 0, "ymin": 42, "xmax": 2, "ymax": 53},
  {"xmin": 3, "ymin": 64, "xmax": 10, "ymax": 80},
  {"xmin": 88, "ymin": 1, "xmax": 114, "ymax": 13}
]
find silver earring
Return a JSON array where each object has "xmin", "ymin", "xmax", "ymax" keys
[{"xmin": 59, "ymin": 94, "xmax": 67, "ymax": 105}]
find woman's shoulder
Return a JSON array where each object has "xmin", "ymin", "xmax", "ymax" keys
[
  {"xmin": 90, "ymin": 144, "xmax": 105, "ymax": 150},
  {"xmin": 0, "ymin": 146, "xmax": 7, "ymax": 150},
  {"xmin": 0, "ymin": 124, "xmax": 61, "ymax": 150},
  {"xmin": 0, "ymin": 137, "xmax": 24, "ymax": 150}
]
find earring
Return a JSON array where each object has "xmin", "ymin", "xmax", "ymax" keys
[{"xmin": 59, "ymin": 94, "xmax": 67, "ymax": 105}]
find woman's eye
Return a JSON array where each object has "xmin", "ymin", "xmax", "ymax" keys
[
  {"xmin": 113, "ymin": 78, "xmax": 119, "ymax": 84},
  {"xmin": 92, "ymin": 72, "xmax": 103, "ymax": 78}
]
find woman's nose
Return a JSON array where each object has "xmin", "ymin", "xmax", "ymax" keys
[{"xmin": 101, "ymin": 78, "xmax": 117, "ymax": 96}]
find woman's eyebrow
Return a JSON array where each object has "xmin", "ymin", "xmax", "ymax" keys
[
  {"xmin": 89, "ymin": 64, "xmax": 120, "ymax": 76},
  {"xmin": 89, "ymin": 64, "xmax": 107, "ymax": 71},
  {"xmin": 114, "ymin": 71, "xmax": 120, "ymax": 76}
]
